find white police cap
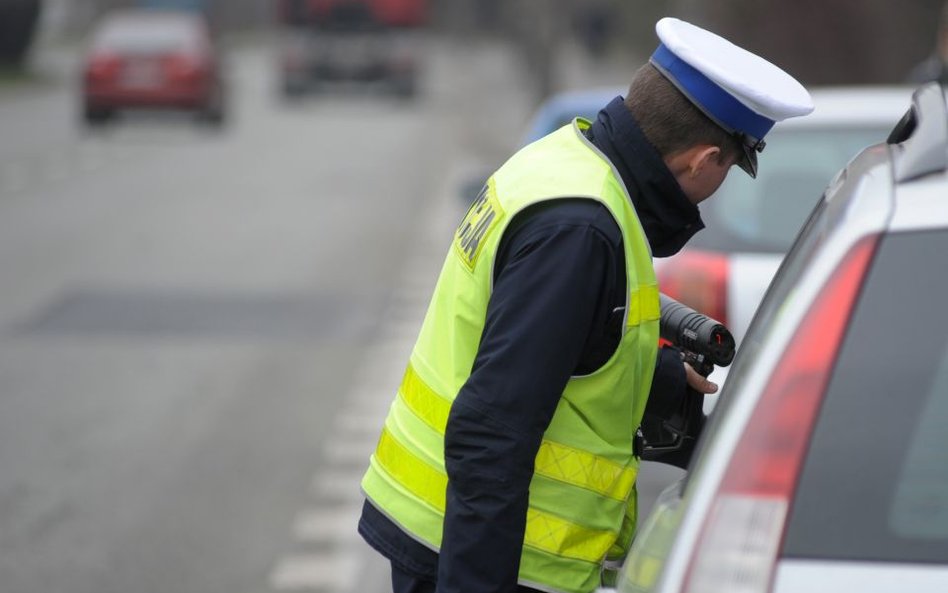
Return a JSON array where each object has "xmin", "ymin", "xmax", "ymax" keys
[{"xmin": 650, "ymin": 17, "xmax": 814, "ymax": 177}]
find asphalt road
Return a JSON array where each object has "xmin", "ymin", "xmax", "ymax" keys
[{"xmin": 0, "ymin": 35, "xmax": 681, "ymax": 593}]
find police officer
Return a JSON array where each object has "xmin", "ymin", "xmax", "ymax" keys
[{"xmin": 359, "ymin": 17, "xmax": 813, "ymax": 593}]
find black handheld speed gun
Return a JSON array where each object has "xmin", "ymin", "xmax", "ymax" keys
[
  {"xmin": 638, "ymin": 294, "xmax": 736, "ymax": 463},
  {"xmin": 658, "ymin": 294, "xmax": 735, "ymax": 374}
]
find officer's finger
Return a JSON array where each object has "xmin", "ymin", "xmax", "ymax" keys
[{"xmin": 684, "ymin": 363, "xmax": 718, "ymax": 394}]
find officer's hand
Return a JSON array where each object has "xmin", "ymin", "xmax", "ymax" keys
[{"xmin": 684, "ymin": 362, "xmax": 718, "ymax": 394}]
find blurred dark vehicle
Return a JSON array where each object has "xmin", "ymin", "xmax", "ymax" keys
[
  {"xmin": 136, "ymin": 0, "xmax": 207, "ymax": 11},
  {"xmin": 521, "ymin": 88, "xmax": 624, "ymax": 144},
  {"xmin": 572, "ymin": 2, "xmax": 616, "ymax": 58},
  {"xmin": 81, "ymin": 8, "xmax": 226, "ymax": 126},
  {"xmin": 0, "ymin": 0, "xmax": 41, "ymax": 66},
  {"xmin": 522, "ymin": 86, "xmax": 912, "ymax": 389},
  {"xmin": 618, "ymin": 82, "xmax": 948, "ymax": 593},
  {"xmin": 278, "ymin": 0, "xmax": 426, "ymax": 27},
  {"xmin": 275, "ymin": 0, "xmax": 425, "ymax": 98}
]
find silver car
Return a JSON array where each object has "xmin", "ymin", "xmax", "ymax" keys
[
  {"xmin": 654, "ymin": 86, "xmax": 912, "ymax": 392},
  {"xmin": 617, "ymin": 83, "xmax": 948, "ymax": 593}
]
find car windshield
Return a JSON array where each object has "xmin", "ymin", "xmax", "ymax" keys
[
  {"xmin": 782, "ymin": 229, "xmax": 948, "ymax": 563},
  {"xmin": 94, "ymin": 16, "xmax": 201, "ymax": 53},
  {"xmin": 691, "ymin": 127, "xmax": 891, "ymax": 253}
]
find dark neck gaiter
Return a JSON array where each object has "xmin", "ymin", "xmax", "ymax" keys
[{"xmin": 587, "ymin": 96, "xmax": 704, "ymax": 257}]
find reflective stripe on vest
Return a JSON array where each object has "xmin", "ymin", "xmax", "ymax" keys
[
  {"xmin": 375, "ymin": 427, "xmax": 618, "ymax": 563},
  {"xmin": 398, "ymin": 362, "xmax": 642, "ymax": 501}
]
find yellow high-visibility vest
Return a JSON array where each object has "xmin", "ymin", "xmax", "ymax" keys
[{"xmin": 362, "ymin": 119, "xmax": 660, "ymax": 593}]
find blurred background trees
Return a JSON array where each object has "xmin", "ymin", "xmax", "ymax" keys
[
  {"xmin": 9, "ymin": 0, "xmax": 948, "ymax": 91},
  {"xmin": 432, "ymin": 0, "xmax": 948, "ymax": 99},
  {"xmin": 675, "ymin": 0, "xmax": 946, "ymax": 85},
  {"xmin": 0, "ymin": 0, "xmax": 42, "ymax": 66}
]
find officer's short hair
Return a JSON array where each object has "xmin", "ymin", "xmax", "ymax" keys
[{"xmin": 624, "ymin": 64, "xmax": 744, "ymax": 165}]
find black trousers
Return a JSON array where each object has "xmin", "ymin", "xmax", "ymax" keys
[
  {"xmin": 390, "ymin": 563, "xmax": 544, "ymax": 593},
  {"xmin": 391, "ymin": 564, "xmax": 436, "ymax": 593}
]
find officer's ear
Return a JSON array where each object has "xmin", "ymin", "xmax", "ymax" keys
[
  {"xmin": 686, "ymin": 146, "xmax": 722, "ymax": 179},
  {"xmin": 664, "ymin": 144, "xmax": 721, "ymax": 179}
]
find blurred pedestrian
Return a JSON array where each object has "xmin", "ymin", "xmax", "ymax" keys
[
  {"xmin": 358, "ymin": 17, "xmax": 813, "ymax": 593},
  {"xmin": 907, "ymin": 1, "xmax": 948, "ymax": 85},
  {"xmin": 574, "ymin": 1, "xmax": 616, "ymax": 58},
  {"xmin": 0, "ymin": 0, "xmax": 41, "ymax": 66}
]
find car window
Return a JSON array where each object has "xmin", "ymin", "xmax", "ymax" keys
[
  {"xmin": 685, "ymin": 139, "xmax": 896, "ymax": 490},
  {"xmin": 683, "ymin": 195, "xmax": 831, "ymax": 486},
  {"xmin": 782, "ymin": 229, "xmax": 948, "ymax": 563},
  {"xmin": 95, "ymin": 17, "xmax": 202, "ymax": 53},
  {"xmin": 691, "ymin": 128, "xmax": 890, "ymax": 253}
]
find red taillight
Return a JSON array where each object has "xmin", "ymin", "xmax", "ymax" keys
[
  {"xmin": 163, "ymin": 53, "xmax": 204, "ymax": 81},
  {"xmin": 682, "ymin": 235, "xmax": 879, "ymax": 593},
  {"xmin": 657, "ymin": 250, "xmax": 729, "ymax": 325},
  {"xmin": 86, "ymin": 52, "xmax": 123, "ymax": 81}
]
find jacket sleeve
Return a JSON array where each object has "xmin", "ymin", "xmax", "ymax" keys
[
  {"xmin": 641, "ymin": 347, "xmax": 705, "ymax": 470},
  {"xmin": 645, "ymin": 346, "xmax": 687, "ymax": 420},
  {"xmin": 435, "ymin": 206, "xmax": 620, "ymax": 593}
]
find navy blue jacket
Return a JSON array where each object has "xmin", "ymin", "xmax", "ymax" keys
[{"xmin": 359, "ymin": 97, "xmax": 702, "ymax": 593}]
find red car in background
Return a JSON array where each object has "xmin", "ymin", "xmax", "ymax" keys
[{"xmin": 81, "ymin": 8, "xmax": 226, "ymax": 126}]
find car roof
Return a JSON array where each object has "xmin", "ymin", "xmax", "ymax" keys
[
  {"xmin": 780, "ymin": 86, "xmax": 915, "ymax": 129},
  {"xmin": 522, "ymin": 85, "xmax": 913, "ymax": 143},
  {"xmin": 618, "ymin": 85, "xmax": 948, "ymax": 593},
  {"xmin": 91, "ymin": 8, "xmax": 208, "ymax": 50},
  {"xmin": 95, "ymin": 7, "xmax": 206, "ymax": 32}
]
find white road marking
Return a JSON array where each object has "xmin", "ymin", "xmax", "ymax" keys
[
  {"xmin": 377, "ymin": 317, "xmax": 423, "ymax": 340},
  {"xmin": 322, "ymin": 436, "xmax": 377, "ymax": 466},
  {"xmin": 77, "ymin": 144, "xmax": 107, "ymax": 171},
  {"xmin": 267, "ymin": 161, "xmax": 469, "ymax": 593},
  {"xmin": 270, "ymin": 553, "xmax": 359, "ymax": 591},
  {"xmin": 44, "ymin": 155, "xmax": 70, "ymax": 182},
  {"xmin": 346, "ymin": 396, "xmax": 393, "ymax": 421},
  {"xmin": 311, "ymin": 468, "xmax": 366, "ymax": 502},
  {"xmin": 349, "ymin": 348, "xmax": 413, "ymax": 386},
  {"xmin": 335, "ymin": 409, "xmax": 389, "ymax": 435},
  {"xmin": 1, "ymin": 162, "xmax": 29, "ymax": 193},
  {"xmin": 292, "ymin": 506, "xmax": 362, "ymax": 543}
]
